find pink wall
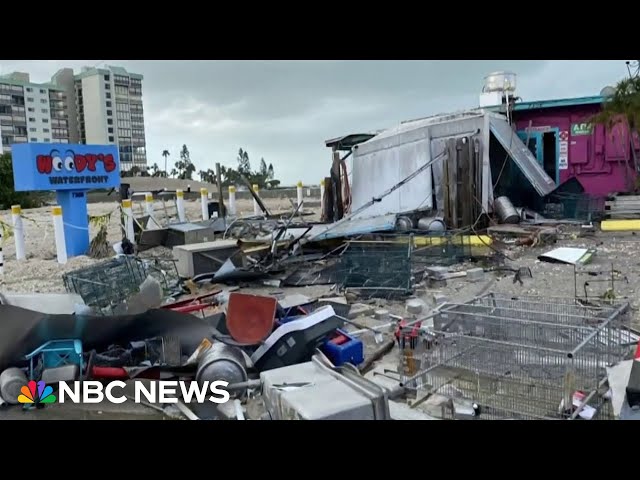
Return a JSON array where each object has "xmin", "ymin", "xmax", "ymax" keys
[{"xmin": 514, "ymin": 105, "xmax": 639, "ymax": 196}]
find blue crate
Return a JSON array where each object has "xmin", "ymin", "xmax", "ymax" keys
[{"xmin": 320, "ymin": 329, "xmax": 364, "ymax": 367}]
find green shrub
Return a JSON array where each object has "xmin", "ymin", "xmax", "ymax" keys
[{"xmin": 0, "ymin": 153, "xmax": 44, "ymax": 210}]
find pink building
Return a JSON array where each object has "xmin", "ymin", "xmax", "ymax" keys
[{"xmin": 506, "ymin": 95, "xmax": 640, "ymax": 196}]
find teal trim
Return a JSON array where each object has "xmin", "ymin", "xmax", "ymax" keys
[
  {"xmin": 517, "ymin": 129, "xmax": 561, "ymax": 185},
  {"xmin": 486, "ymin": 95, "xmax": 605, "ymax": 113}
]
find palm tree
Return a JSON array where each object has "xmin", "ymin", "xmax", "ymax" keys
[
  {"xmin": 162, "ymin": 150, "xmax": 170, "ymax": 177},
  {"xmin": 592, "ymin": 72, "xmax": 640, "ymax": 190},
  {"xmin": 592, "ymin": 75, "xmax": 640, "ymax": 133}
]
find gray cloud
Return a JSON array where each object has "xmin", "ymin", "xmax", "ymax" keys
[{"xmin": 0, "ymin": 60, "xmax": 628, "ymax": 184}]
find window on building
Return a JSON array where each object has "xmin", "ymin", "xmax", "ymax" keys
[
  {"xmin": 108, "ymin": 136, "xmax": 114, "ymax": 142},
  {"xmin": 41, "ymin": 99, "xmax": 48, "ymax": 103},
  {"xmin": 42, "ymin": 109, "xmax": 48, "ymax": 113},
  {"xmin": 106, "ymin": 92, "xmax": 111, "ymax": 99},
  {"xmin": 26, "ymin": 87, "xmax": 33, "ymax": 92},
  {"xmin": 107, "ymin": 118, "xmax": 113, "ymax": 125},
  {"xmin": 39, "ymin": 89, "xmax": 46, "ymax": 94},
  {"xmin": 30, "ymin": 137, "xmax": 37, "ymax": 142},
  {"xmin": 44, "ymin": 138, "xmax": 50, "ymax": 142},
  {"xmin": 28, "ymin": 107, "xmax": 35, "ymax": 112},
  {"xmin": 106, "ymin": 101, "xmax": 112, "ymax": 107},
  {"xmin": 43, "ymin": 128, "xmax": 50, "ymax": 133},
  {"xmin": 15, "ymin": 126, "xmax": 27, "ymax": 135},
  {"xmin": 27, "ymin": 97, "xmax": 34, "ymax": 102},
  {"xmin": 42, "ymin": 119, "xmax": 49, "ymax": 123},
  {"xmin": 108, "ymin": 127, "xmax": 113, "ymax": 133},
  {"xmin": 106, "ymin": 110, "xmax": 112, "ymax": 116},
  {"xmin": 104, "ymin": 74, "xmax": 110, "ymax": 81},
  {"xmin": 105, "ymin": 84, "xmax": 111, "ymax": 90},
  {"xmin": 29, "ymin": 127, "xmax": 36, "ymax": 132},
  {"xmin": 28, "ymin": 117, "xmax": 36, "ymax": 122}
]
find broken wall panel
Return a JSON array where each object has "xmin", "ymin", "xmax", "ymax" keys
[
  {"xmin": 350, "ymin": 112, "xmax": 488, "ymax": 221},
  {"xmin": 489, "ymin": 115, "xmax": 556, "ymax": 197},
  {"xmin": 441, "ymin": 136, "xmax": 480, "ymax": 228}
]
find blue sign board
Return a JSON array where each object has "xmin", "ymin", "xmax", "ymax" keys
[
  {"xmin": 11, "ymin": 143, "xmax": 121, "ymax": 257},
  {"xmin": 11, "ymin": 143, "xmax": 120, "ymax": 191}
]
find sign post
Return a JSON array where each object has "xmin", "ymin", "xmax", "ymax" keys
[{"xmin": 11, "ymin": 143, "xmax": 120, "ymax": 258}]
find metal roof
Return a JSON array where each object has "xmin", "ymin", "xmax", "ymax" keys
[
  {"xmin": 325, "ymin": 133, "xmax": 378, "ymax": 150},
  {"xmin": 489, "ymin": 95, "xmax": 606, "ymax": 112}
]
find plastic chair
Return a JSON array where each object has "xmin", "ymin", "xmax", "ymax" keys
[{"xmin": 25, "ymin": 339, "xmax": 84, "ymax": 380}]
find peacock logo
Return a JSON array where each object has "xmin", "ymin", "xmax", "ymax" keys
[{"xmin": 18, "ymin": 380, "xmax": 57, "ymax": 404}]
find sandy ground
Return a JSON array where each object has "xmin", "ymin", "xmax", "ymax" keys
[
  {"xmin": 0, "ymin": 196, "xmax": 318, "ymax": 293},
  {"xmin": 2, "ymin": 194, "xmax": 640, "ymax": 419}
]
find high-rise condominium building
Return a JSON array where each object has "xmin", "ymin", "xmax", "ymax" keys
[
  {"xmin": 0, "ymin": 72, "xmax": 70, "ymax": 154},
  {"xmin": 1, "ymin": 65, "xmax": 146, "ymax": 171}
]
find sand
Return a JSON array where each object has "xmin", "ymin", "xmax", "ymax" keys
[{"xmin": 0, "ymin": 196, "xmax": 318, "ymax": 293}]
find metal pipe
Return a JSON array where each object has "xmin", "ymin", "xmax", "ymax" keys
[
  {"xmin": 226, "ymin": 379, "xmax": 262, "ymax": 391},
  {"xmin": 349, "ymin": 308, "xmax": 443, "ymax": 336},
  {"xmin": 434, "ymin": 306, "xmax": 603, "ymax": 331},
  {"xmin": 399, "ymin": 345, "xmax": 478, "ymax": 388},
  {"xmin": 568, "ymin": 376, "xmax": 608, "ymax": 420},
  {"xmin": 567, "ymin": 302, "xmax": 629, "ymax": 358}
]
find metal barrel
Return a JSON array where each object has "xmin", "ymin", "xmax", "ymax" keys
[
  {"xmin": 0, "ymin": 368, "xmax": 27, "ymax": 405},
  {"xmin": 395, "ymin": 216, "xmax": 414, "ymax": 231},
  {"xmin": 196, "ymin": 343, "xmax": 248, "ymax": 398},
  {"xmin": 494, "ymin": 196, "xmax": 520, "ymax": 224},
  {"xmin": 417, "ymin": 217, "xmax": 446, "ymax": 232}
]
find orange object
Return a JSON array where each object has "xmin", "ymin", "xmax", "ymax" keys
[{"xmin": 225, "ymin": 293, "xmax": 277, "ymax": 344}]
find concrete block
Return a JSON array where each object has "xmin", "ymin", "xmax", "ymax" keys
[
  {"xmin": 427, "ymin": 278, "xmax": 447, "ymax": 289},
  {"xmin": 348, "ymin": 303, "xmax": 375, "ymax": 319},
  {"xmin": 432, "ymin": 293, "xmax": 448, "ymax": 305},
  {"xmin": 466, "ymin": 267, "xmax": 485, "ymax": 282},
  {"xmin": 426, "ymin": 266, "xmax": 449, "ymax": 279},
  {"xmin": 374, "ymin": 309, "xmax": 390, "ymax": 321},
  {"xmin": 406, "ymin": 298, "xmax": 426, "ymax": 315}
]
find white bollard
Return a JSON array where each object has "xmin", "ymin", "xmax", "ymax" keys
[
  {"xmin": 122, "ymin": 199, "xmax": 135, "ymax": 244},
  {"xmin": 201, "ymin": 188, "xmax": 209, "ymax": 220},
  {"xmin": 252, "ymin": 184, "xmax": 260, "ymax": 216},
  {"xmin": 52, "ymin": 205, "xmax": 67, "ymax": 264},
  {"xmin": 11, "ymin": 205, "xmax": 25, "ymax": 261},
  {"xmin": 228, "ymin": 186, "xmax": 237, "ymax": 216},
  {"xmin": 176, "ymin": 189, "xmax": 186, "ymax": 222},
  {"xmin": 320, "ymin": 179, "xmax": 325, "ymax": 204},
  {"xmin": 145, "ymin": 193, "xmax": 161, "ymax": 230},
  {"xmin": 296, "ymin": 181, "xmax": 303, "ymax": 209},
  {"xmin": 0, "ymin": 231, "xmax": 4, "ymax": 275}
]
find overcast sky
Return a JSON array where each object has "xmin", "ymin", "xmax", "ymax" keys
[{"xmin": 0, "ymin": 60, "xmax": 629, "ymax": 184}]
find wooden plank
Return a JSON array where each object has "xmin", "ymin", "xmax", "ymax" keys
[
  {"xmin": 457, "ymin": 138, "xmax": 472, "ymax": 227},
  {"xmin": 611, "ymin": 195, "xmax": 640, "ymax": 202},
  {"xmin": 447, "ymin": 138, "xmax": 458, "ymax": 229},
  {"xmin": 443, "ymin": 147, "xmax": 451, "ymax": 227},
  {"xmin": 470, "ymin": 137, "xmax": 478, "ymax": 223}
]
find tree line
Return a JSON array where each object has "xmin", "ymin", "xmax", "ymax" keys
[{"xmin": 124, "ymin": 145, "xmax": 280, "ymax": 189}]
